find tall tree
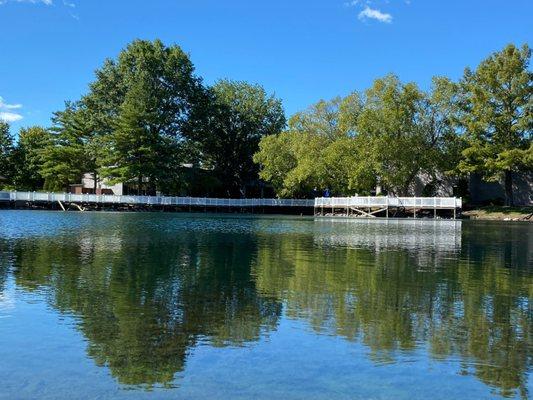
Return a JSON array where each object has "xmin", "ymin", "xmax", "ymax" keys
[
  {"xmin": 356, "ymin": 75, "xmax": 433, "ymax": 195},
  {"xmin": 99, "ymin": 76, "xmax": 183, "ymax": 194},
  {"xmin": 254, "ymin": 95, "xmax": 365, "ymax": 197},
  {"xmin": 84, "ymin": 39, "xmax": 206, "ymax": 194},
  {"xmin": 193, "ymin": 80, "xmax": 285, "ymax": 197},
  {"xmin": 457, "ymin": 44, "xmax": 532, "ymax": 206},
  {"xmin": 0, "ymin": 121, "xmax": 15, "ymax": 188},
  {"xmin": 11, "ymin": 126, "xmax": 51, "ymax": 190},
  {"xmin": 40, "ymin": 103, "xmax": 95, "ymax": 191}
]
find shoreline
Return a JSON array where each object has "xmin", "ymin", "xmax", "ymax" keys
[
  {"xmin": 462, "ymin": 206, "xmax": 533, "ymax": 222},
  {"xmin": 2, "ymin": 204, "xmax": 532, "ymax": 222}
]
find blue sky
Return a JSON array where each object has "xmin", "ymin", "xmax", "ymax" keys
[{"xmin": 0, "ymin": 0, "xmax": 531, "ymax": 134}]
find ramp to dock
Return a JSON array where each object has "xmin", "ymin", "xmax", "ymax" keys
[{"xmin": 0, "ymin": 191, "xmax": 314, "ymax": 208}]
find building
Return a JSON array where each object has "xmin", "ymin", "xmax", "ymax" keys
[{"xmin": 69, "ymin": 173, "xmax": 124, "ymax": 195}]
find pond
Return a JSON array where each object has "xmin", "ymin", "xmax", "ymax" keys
[{"xmin": 0, "ymin": 211, "xmax": 531, "ymax": 399}]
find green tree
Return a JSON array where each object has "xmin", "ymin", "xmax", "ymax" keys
[
  {"xmin": 253, "ymin": 131, "xmax": 297, "ymax": 196},
  {"xmin": 11, "ymin": 126, "xmax": 51, "ymax": 190},
  {"xmin": 192, "ymin": 80, "xmax": 286, "ymax": 197},
  {"xmin": 99, "ymin": 77, "xmax": 184, "ymax": 194},
  {"xmin": 40, "ymin": 103, "xmax": 95, "ymax": 191},
  {"xmin": 254, "ymin": 95, "xmax": 365, "ymax": 197},
  {"xmin": 84, "ymin": 39, "xmax": 206, "ymax": 194},
  {"xmin": 83, "ymin": 39, "xmax": 204, "ymax": 139},
  {"xmin": 0, "ymin": 121, "xmax": 15, "ymax": 188},
  {"xmin": 356, "ymin": 74, "xmax": 447, "ymax": 195},
  {"xmin": 457, "ymin": 44, "xmax": 532, "ymax": 206}
]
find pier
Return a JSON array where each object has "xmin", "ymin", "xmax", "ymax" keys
[
  {"xmin": 0, "ymin": 192, "xmax": 462, "ymax": 218},
  {"xmin": 0, "ymin": 191, "xmax": 314, "ymax": 212},
  {"xmin": 314, "ymin": 196, "xmax": 462, "ymax": 219}
]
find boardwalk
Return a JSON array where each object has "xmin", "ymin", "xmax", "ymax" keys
[
  {"xmin": 0, "ymin": 191, "xmax": 462, "ymax": 218},
  {"xmin": 0, "ymin": 191, "xmax": 314, "ymax": 208}
]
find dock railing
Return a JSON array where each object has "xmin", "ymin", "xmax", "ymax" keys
[
  {"xmin": 0, "ymin": 191, "xmax": 315, "ymax": 208},
  {"xmin": 1, "ymin": 192, "xmax": 462, "ymax": 211},
  {"xmin": 314, "ymin": 196, "xmax": 462, "ymax": 209}
]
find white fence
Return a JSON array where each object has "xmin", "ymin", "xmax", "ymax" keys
[
  {"xmin": 315, "ymin": 196, "xmax": 462, "ymax": 209},
  {"xmin": 0, "ymin": 191, "xmax": 315, "ymax": 208},
  {"xmin": 0, "ymin": 192, "xmax": 462, "ymax": 209}
]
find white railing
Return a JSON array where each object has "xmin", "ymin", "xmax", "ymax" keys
[
  {"xmin": 315, "ymin": 196, "xmax": 462, "ymax": 209},
  {"xmin": 0, "ymin": 192, "xmax": 462, "ymax": 209},
  {"xmin": 0, "ymin": 191, "xmax": 315, "ymax": 208}
]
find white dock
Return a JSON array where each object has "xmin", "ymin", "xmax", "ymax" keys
[
  {"xmin": 0, "ymin": 191, "xmax": 314, "ymax": 208},
  {"xmin": 314, "ymin": 196, "xmax": 462, "ymax": 218},
  {"xmin": 0, "ymin": 191, "xmax": 462, "ymax": 218}
]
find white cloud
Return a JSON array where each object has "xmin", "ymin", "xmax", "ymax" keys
[
  {"xmin": 0, "ymin": 99, "xmax": 21, "ymax": 110},
  {"xmin": 0, "ymin": 112, "xmax": 23, "ymax": 122},
  {"xmin": 0, "ymin": 0, "xmax": 53, "ymax": 5},
  {"xmin": 358, "ymin": 6, "xmax": 392, "ymax": 23},
  {"xmin": 0, "ymin": 97, "xmax": 23, "ymax": 122}
]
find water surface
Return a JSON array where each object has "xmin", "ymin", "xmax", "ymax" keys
[{"xmin": 0, "ymin": 211, "xmax": 531, "ymax": 399}]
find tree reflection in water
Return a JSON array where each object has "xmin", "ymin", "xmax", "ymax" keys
[{"xmin": 1, "ymin": 214, "xmax": 531, "ymax": 398}]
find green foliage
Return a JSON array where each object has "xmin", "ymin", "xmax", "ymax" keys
[
  {"xmin": 3, "ymin": 41, "xmax": 530, "ymax": 201},
  {"xmin": 255, "ymin": 78, "xmax": 458, "ymax": 197},
  {"xmin": 84, "ymin": 39, "xmax": 203, "ymax": 138},
  {"xmin": 0, "ymin": 121, "xmax": 15, "ymax": 188},
  {"xmin": 39, "ymin": 103, "xmax": 96, "ymax": 191},
  {"xmin": 192, "ymin": 80, "xmax": 286, "ymax": 196},
  {"xmin": 11, "ymin": 126, "xmax": 51, "ymax": 190},
  {"xmin": 254, "ymin": 95, "xmax": 367, "ymax": 197},
  {"xmin": 86, "ymin": 39, "xmax": 205, "ymax": 194},
  {"xmin": 99, "ymin": 77, "xmax": 185, "ymax": 193},
  {"xmin": 457, "ymin": 44, "xmax": 532, "ymax": 205}
]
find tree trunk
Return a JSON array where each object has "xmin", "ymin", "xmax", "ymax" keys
[
  {"xmin": 504, "ymin": 170, "xmax": 514, "ymax": 207},
  {"xmin": 93, "ymin": 172, "xmax": 98, "ymax": 193},
  {"xmin": 138, "ymin": 175, "xmax": 143, "ymax": 195}
]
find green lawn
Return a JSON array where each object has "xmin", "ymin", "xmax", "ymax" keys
[{"xmin": 463, "ymin": 206, "xmax": 533, "ymax": 221}]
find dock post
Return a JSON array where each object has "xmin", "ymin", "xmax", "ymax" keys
[
  {"xmin": 453, "ymin": 200, "xmax": 456, "ymax": 220},
  {"xmin": 386, "ymin": 197, "xmax": 389, "ymax": 219}
]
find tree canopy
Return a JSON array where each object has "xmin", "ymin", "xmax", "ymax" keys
[
  {"xmin": 1, "ymin": 41, "xmax": 530, "ymax": 203},
  {"xmin": 193, "ymin": 80, "xmax": 286, "ymax": 197},
  {"xmin": 456, "ymin": 44, "xmax": 532, "ymax": 206}
]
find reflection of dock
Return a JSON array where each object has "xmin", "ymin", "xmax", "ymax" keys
[
  {"xmin": 314, "ymin": 218, "xmax": 462, "ymax": 253},
  {"xmin": 315, "ymin": 196, "xmax": 462, "ymax": 219}
]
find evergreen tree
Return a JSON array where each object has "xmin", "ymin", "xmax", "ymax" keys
[
  {"xmin": 0, "ymin": 121, "xmax": 15, "ymax": 188},
  {"xmin": 40, "ymin": 103, "xmax": 96, "ymax": 191}
]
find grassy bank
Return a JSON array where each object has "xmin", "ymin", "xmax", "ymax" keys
[{"xmin": 463, "ymin": 206, "xmax": 533, "ymax": 221}]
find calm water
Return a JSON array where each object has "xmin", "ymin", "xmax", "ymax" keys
[{"xmin": 0, "ymin": 211, "xmax": 531, "ymax": 400}]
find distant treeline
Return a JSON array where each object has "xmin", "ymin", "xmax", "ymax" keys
[{"xmin": 0, "ymin": 41, "xmax": 531, "ymax": 204}]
